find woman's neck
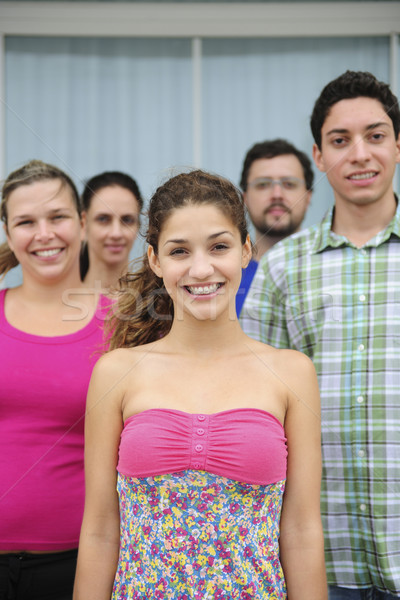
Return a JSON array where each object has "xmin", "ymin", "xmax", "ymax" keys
[
  {"xmin": 6, "ymin": 268, "xmax": 99, "ymax": 335},
  {"xmin": 84, "ymin": 260, "xmax": 127, "ymax": 293},
  {"xmin": 165, "ymin": 312, "xmax": 247, "ymax": 358},
  {"xmin": 18, "ymin": 269, "xmax": 84, "ymax": 303}
]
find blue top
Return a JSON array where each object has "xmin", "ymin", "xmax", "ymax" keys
[{"xmin": 236, "ymin": 258, "xmax": 258, "ymax": 316}]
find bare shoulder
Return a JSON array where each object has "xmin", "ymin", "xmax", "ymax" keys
[
  {"xmin": 89, "ymin": 347, "xmax": 144, "ymax": 394},
  {"xmin": 93, "ymin": 341, "xmax": 165, "ymax": 392},
  {"xmin": 245, "ymin": 336, "xmax": 313, "ymax": 366},
  {"xmin": 92, "ymin": 348, "xmax": 133, "ymax": 377},
  {"xmin": 95, "ymin": 342, "xmax": 157, "ymax": 373},
  {"xmin": 277, "ymin": 347, "xmax": 316, "ymax": 376},
  {"xmin": 244, "ymin": 336, "xmax": 317, "ymax": 384}
]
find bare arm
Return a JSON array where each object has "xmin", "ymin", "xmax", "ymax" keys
[
  {"xmin": 73, "ymin": 353, "xmax": 126, "ymax": 600},
  {"xmin": 279, "ymin": 352, "xmax": 327, "ymax": 600}
]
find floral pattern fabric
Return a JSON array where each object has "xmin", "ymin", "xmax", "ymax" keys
[{"xmin": 112, "ymin": 470, "xmax": 286, "ymax": 600}]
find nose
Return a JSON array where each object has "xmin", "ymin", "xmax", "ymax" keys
[
  {"xmin": 270, "ymin": 181, "xmax": 284, "ymax": 199},
  {"xmin": 188, "ymin": 251, "xmax": 214, "ymax": 279},
  {"xmin": 34, "ymin": 219, "xmax": 55, "ymax": 242},
  {"xmin": 348, "ymin": 139, "xmax": 371, "ymax": 163},
  {"xmin": 109, "ymin": 218, "xmax": 124, "ymax": 238}
]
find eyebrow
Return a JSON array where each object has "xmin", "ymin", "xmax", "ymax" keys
[
  {"xmin": 94, "ymin": 211, "xmax": 136, "ymax": 216},
  {"xmin": 11, "ymin": 207, "xmax": 71, "ymax": 224},
  {"xmin": 11, "ymin": 214, "xmax": 31, "ymax": 223},
  {"xmin": 326, "ymin": 122, "xmax": 391, "ymax": 136},
  {"xmin": 163, "ymin": 230, "xmax": 234, "ymax": 247}
]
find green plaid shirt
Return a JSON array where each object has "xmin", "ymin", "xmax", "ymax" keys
[{"xmin": 240, "ymin": 204, "xmax": 400, "ymax": 594}]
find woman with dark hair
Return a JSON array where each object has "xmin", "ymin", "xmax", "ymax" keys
[
  {"xmin": 74, "ymin": 170, "xmax": 327, "ymax": 600},
  {"xmin": 80, "ymin": 171, "xmax": 143, "ymax": 292}
]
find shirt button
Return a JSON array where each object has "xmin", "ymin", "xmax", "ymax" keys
[
  {"xmin": 359, "ymin": 294, "xmax": 366, "ymax": 302},
  {"xmin": 361, "ymin": 249, "xmax": 367, "ymax": 256},
  {"xmin": 197, "ymin": 428, "xmax": 205, "ymax": 436},
  {"xmin": 358, "ymin": 450, "xmax": 365, "ymax": 458},
  {"xmin": 358, "ymin": 344, "xmax": 365, "ymax": 352},
  {"xmin": 360, "ymin": 503, "xmax": 366, "ymax": 512},
  {"xmin": 357, "ymin": 396, "xmax": 364, "ymax": 404},
  {"xmin": 193, "ymin": 462, "xmax": 201, "ymax": 469},
  {"xmin": 195, "ymin": 444, "xmax": 203, "ymax": 452},
  {"xmin": 197, "ymin": 415, "xmax": 206, "ymax": 421}
]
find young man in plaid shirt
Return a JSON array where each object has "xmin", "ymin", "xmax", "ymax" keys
[{"xmin": 241, "ymin": 71, "xmax": 400, "ymax": 599}]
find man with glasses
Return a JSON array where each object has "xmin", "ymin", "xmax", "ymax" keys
[
  {"xmin": 236, "ymin": 138, "xmax": 313, "ymax": 314},
  {"xmin": 241, "ymin": 71, "xmax": 400, "ymax": 599}
]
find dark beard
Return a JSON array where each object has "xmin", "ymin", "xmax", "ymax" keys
[
  {"xmin": 254, "ymin": 214, "xmax": 297, "ymax": 239},
  {"xmin": 261, "ymin": 222, "xmax": 297, "ymax": 238}
]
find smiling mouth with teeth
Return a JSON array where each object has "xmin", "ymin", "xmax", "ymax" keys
[
  {"xmin": 185, "ymin": 283, "xmax": 224, "ymax": 295},
  {"xmin": 348, "ymin": 172, "xmax": 377, "ymax": 180},
  {"xmin": 33, "ymin": 249, "xmax": 63, "ymax": 257}
]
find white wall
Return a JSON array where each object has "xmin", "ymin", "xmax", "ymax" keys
[{"xmin": 1, "ymin": 2, "xmax": 399, "ymax": 287}]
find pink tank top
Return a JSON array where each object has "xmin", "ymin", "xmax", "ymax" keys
[
  {"xmin": 118, "ymin": 408, "xmax": 287, "ymax": 485},
  {"xmin": 0, "ymin": 289, "xmax": 109, "ymax": 551}
]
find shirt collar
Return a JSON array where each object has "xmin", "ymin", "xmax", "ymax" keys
[{"xmin": 312, "ymin": 195, "xmax": 400, "ymax": 254}]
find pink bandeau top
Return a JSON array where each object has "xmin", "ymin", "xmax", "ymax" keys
[{"xmin": 118, "ymin": 408, "xmax": 287, "ymax": 486}]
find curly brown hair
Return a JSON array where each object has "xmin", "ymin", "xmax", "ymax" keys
[{"xmin": 108, "ymin": 169, "xmax": 249, "ymax": 350}]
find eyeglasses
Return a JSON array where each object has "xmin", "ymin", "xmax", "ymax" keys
[{"xmin": 248, "ymin": 177, "xmax": 305, "ymax": 191}]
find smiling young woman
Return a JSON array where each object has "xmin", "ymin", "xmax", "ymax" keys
[
  {"xmin": 0, "ymin": 160, "xmax": 109, "ymax": 600},
  {"xmin": 73, "ymin": 169, "xmax": 327, "ymax": 600}
]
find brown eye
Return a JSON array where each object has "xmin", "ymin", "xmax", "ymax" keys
[
  {"xmin": 170, "ymin": 247, "xmax": 187, "ymax": 256},
  {"xmin": 255, "ymin": 181, "xmax": 270, "ymax": 191},
  {"xmin": 121, "ymin": 215, "xmax": 138, "ymax": 226},
  {"xmin": 96, "ymin": 215, "xmax": 112, "ymax": 224}
]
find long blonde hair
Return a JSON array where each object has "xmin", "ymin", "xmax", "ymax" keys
[
  {"xmin": 0, "ymin": 160, "xmax": 80, "ymax": 278},
  {"xmin": 108, "ymin": 169, "xmax": 249, "ymax": 350}
]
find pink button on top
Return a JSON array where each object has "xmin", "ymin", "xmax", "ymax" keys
[
  {"xmin": 197, "ymin": 415, "xmax": 206, "ymax": 421},
  {"xmin": 195, "ymin": 444, "xmax": 203, "ymax": 452}
]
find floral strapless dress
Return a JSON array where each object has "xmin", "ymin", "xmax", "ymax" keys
[{"xmin": 112, "ymin": 470, "xmax": 286, "ymax": 600}]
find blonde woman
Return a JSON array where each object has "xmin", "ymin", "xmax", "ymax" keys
[{"xmin": 0, "ymin": 160, "xmax": 108, "ymax": 599}]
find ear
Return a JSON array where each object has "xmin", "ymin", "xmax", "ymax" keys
[
  {"xmin": 80, "ymin": 211, "xmax": 87, "ymax": 243},
  {"xmin": 312, "ymin": 143, "xmax": 326, "ymax": 173},
  {"xmin": 241, "ymin": 234, "xmax": 252, "ymax": 269},
  {"xmin": 4, "ymin": 223, "xmax": 14, "ymax": 253},
  {"xmin": 148, "ymin": 245, "xmax": 163, "ymax": 278},
  {"xmin": 395, "ymin": 133, "xmax": 400, "ymax": 164}
]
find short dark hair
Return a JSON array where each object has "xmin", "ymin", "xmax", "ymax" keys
[
  {"xmin": 240, "ymin": 138, "xmax": 314, "ymax": 192},
  {"xmin": 311, "ymin": 70, "xmax": 400, "ymax": 149},
  {"xmin": 81, "ymin": 171, "xmax": 143, "ymax": 213}
]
